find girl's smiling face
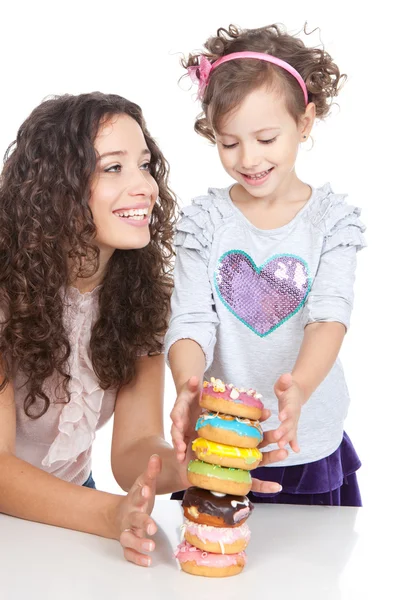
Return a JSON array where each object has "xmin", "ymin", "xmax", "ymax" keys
[
  {"xmin": 89, "ymin": 113, "xmax": 158, "ymax": 254},
  {"xmin": 215, "ymin": 86, "xmax": 315, "ymax": 200}
]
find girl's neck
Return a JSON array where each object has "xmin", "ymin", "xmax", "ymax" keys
[
  {"xmin": 71, "ymin": 246, "xmax": 114, "ymax": 294},
  {"xmin": 229, "ymin": 174, "xmax": 312, "ymax": 231},
  {"xmin": 231, "ymin": 173, "xmax": 310, "ymax": 208}
]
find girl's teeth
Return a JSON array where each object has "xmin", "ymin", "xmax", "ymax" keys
[{"xmin": 247, "ymin": 169, "xmax": 271, "ymax": 180}]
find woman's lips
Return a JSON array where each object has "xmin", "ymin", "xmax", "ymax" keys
[{"xmin": 113, "ymin": 213, "xmax": 150, "ymax": 227}]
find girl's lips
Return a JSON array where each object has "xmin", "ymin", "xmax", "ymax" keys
[{"xmin": 240, "ymin": 168, "xmax": 274, "ymax": 186}]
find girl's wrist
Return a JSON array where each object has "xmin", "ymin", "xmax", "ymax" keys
[{"xmin": 291, "ymin": 374, "xmax": 311, "ymax": 405}]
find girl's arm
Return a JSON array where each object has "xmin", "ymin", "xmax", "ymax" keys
[
  {"xmin": 168, "ymin": 339, "xmax": 206, "ymax": 463},
  {"xmin": 0, "ymin": 379, "xmax": 160, "ymax": 566},
  {"xmin": 111, "ymin": 353, "xmax": 187, "ymax": 494},
  {"xmin": 292, "ymin": 321, "xmax": 346, "ymax": 398},
  {"xmin": 273, "ymin": 242, "xmax": 363, "ymax": 452}
]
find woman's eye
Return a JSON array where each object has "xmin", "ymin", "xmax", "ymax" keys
[
  {"xmin": 259, "ymin": 137, "xmax": 277, "ymax": 145},
  {"xmin": 221, "ymin": 143, "xmax": 238, "ymax": 149},
  {"xmin": 140, "ymin": 162, "xmax": 151, "ymax": 171},
  {"xmin": 104, "ymin": 164, "xmax": 121, "ymax": 173}
]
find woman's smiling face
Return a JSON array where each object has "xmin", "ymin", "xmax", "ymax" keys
[{"xmin": 89, "ymin": 113, "xmax": 159, "ymax": 253}]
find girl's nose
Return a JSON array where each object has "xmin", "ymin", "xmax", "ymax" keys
[{"xmin": 240, "ymin": 145, "xmax": 262, "ymax": 171}]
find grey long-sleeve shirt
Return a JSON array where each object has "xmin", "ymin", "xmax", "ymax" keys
[{"xmin": 165, "ymin": 183, "xmax": 366, "ymax": 466}]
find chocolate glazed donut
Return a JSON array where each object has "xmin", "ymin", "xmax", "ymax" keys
[{"xmin": 182, "ymin": 487, "xmax": 254, "ymax": 528}]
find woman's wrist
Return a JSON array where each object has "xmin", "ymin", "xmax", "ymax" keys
[{"xmin": 104, "ymin": 492, "xmax": 126, "ymax": 540}]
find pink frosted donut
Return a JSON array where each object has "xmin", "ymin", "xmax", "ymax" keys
[
  {"xmin": 175, "ymin": 541, "xmax": 247, "ymax": 577},
  {"xmin": 183, "ymin": 518, "xmax": 251, "ymax": 554},
  {"xmin": 200, "ymin": 377, "xmax": 263, "ymax": 420}
]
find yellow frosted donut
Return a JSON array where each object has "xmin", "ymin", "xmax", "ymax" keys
[{"xmin": 192, "ymin": 437, "xmax": 262, "ymax": 470}]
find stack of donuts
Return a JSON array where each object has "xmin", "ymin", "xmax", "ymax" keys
[{"xmin": 175, "ymin": 377, "xmax": 264, "ymax": 577}]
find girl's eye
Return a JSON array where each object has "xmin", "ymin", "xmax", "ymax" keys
[
  {"xmin": 140, "ymin": 162, "xmax": 151, "ymax": 171},
  {"xmin": 104, "ymin": 164, "xmax": 121, "ymax": 173},
  {"xmin": 221, "ymin": 143, "xmax": 238, "ymax": 149},
  {"xmin": 259, "ymin": 137, "xmax": 277, "ymax": 145}
]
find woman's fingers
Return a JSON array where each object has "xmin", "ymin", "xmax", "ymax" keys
[
  {"xmin": 123, "ymin": 547, "xmax": 152, "ymax": 567},
  {"xmin": 120, "ymin": 514, "xmax": 157, "ymax": 546}
]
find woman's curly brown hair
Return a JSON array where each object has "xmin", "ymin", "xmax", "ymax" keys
[
  {"xmin": 182, "ymin": 24, "xmax": 347, "ymax": 142},
  {"xmin": 0, "ymin": 92, "xmax": 177, "ymax": 418}
]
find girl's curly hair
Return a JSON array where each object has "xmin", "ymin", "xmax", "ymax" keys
[
  {"xmin": 0, "ymin": 92, "xmax": 177, "ymax": 418},
  {"xmin": 183, "ymin": 24, "xmax": 347, "ymax": 142}
]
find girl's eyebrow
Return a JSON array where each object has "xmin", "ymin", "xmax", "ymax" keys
[
  {"xmin": 98, "ymin": 149, "xmax": 151, "ymax": 160},
  {"xmin": 218, "ymin": 127, "xmax": 281, "ymax": 137}
]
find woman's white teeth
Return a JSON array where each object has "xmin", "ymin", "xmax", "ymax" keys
[{"xmin": 114, "ymin": 208, "xmax": 148, "ymax": 219}]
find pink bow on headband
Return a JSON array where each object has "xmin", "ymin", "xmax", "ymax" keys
[
  {"xmin": 186, "ymin": 51, "xmax": 309, "ymax": 105},
  {"xmin": 187, "ymin": 55, "xmax": 213, "ymax": 99}
]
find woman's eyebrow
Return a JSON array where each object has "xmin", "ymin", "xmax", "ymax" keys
[{"xmin": 98, "ymin": 149, "xmax": 151, "ymax": 160}]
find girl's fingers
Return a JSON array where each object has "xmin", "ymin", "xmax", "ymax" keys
[
  {"xmin": 259, "ymin": 447, "xmax": 288, "ymax": 466},
  {"xmin": 260, "ymin": 408, "xmax": 271, "ymax": 422},
  {"xmin": 274, "ymin": 373, "xmax": 293, "ymax": 395},
  {"xmin": 251, "ymin": 478, "xmax": 282, "ymax": 494},
  {"xmin": 187, "ymin": 375, "xmax": 200, "ymax": 391},
  {"xmin": 170, "ymin": 398, "xmax": 189, "ymax": 428},
  {"xmin": 290, "ymin": 438, "xmax": 300, "ymax": 453},
  {"xmin": 258, "ymin": 428, "xmax": 279, "ymax": 448},
  {"xmin": 171, "ymin": 423, "xmax": 186, "ymax": 450}
]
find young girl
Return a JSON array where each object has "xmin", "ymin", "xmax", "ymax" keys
[
  {"xmin": 167, "ymin": 24, "xmax": 366, "ymax": 506},
  {"xmin": 0, "ymin": 91, "xmax": 188, "ymax": 567}
]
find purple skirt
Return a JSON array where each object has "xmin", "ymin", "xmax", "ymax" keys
[{"xmin": 171, "ymin": 432, "xmax": 362, "ymax": 507}]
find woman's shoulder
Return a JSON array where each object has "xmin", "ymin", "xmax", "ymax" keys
[
  {"xmin": 305, "ymin": 182, "xmax": 366, "ymax": 252},
  {"xmin": 175, "ymin": 187, "xmax": 235, "ymax": 258}
]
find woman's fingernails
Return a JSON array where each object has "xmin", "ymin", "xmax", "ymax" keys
[
  {"xmin": 141, "ymin": 486, "xmax": 148, "ymax": 497},
  {"xmin": 143, "ymin": 541, "xmax": 154, "ymax": 552},
  {"xmin": 273, "ymin": 484, "xmax": 283, "ymax": 493},
  {"xmin": 140, "ymin": 556, "xmax": 151, "ymax": 567},
  {"xmin": 147, "ymin": 523, "xmax": 157, "ymax": 535}
]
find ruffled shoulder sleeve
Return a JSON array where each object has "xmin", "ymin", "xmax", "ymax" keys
[
  {"xmin": 308, "ymin": 183, "xmax": 367, "ymax": 253},
  {"xmin": 175, "ymin": 188, "xmax": 234, "ymax": 261}
]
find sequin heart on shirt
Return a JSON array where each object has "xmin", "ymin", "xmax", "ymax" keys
[{"xmin": 215, "ymin": 251, "xmax": 311, "ymax": 337}]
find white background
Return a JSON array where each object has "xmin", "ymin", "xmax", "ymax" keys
[{"xmin": 0, "ymin": 0, "xmax": 398, "ymax": 508}]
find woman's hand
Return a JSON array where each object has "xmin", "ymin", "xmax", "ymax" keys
[
  {"xmin": 273, "ymin": 373, "xmax": 305, "ymax": 453},
  {"xmin": 116, "ymin": 454, "xmax": 161, "ymax": 567},
  {"xmin": 170, "ymin": 376, "xmax": 202, "ymax": 463}
]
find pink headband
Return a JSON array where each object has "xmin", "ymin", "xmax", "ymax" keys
[{"xmin": 187, "ymin": 51, "xmax": 308, "ymax": 105}]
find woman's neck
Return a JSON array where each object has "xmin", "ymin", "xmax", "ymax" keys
[{"xmin": 71, "ymin": 246, "xmax": 114, "ymax": 294}]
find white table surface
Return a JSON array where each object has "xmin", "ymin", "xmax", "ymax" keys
[{"xmin": 0, "ymin": 497, "xmax": 395, "ymax": 600}]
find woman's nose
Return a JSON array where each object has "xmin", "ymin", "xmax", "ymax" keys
[{"xmin": 127, "ymin": 170, "xmax": 154, "ymax": 198}]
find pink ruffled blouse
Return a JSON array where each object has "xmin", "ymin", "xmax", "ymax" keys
[{"xmin": 15, "ymin": 287, "xmax": 117, "ymax": 485}]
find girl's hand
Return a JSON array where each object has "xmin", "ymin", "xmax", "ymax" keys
[
  {"xmin": 170, "ymin": 376, "xmax": 202, "ymax": 463},
  {"xmin": 251, "ymin": 408, "xmax": 289, "ymax": 494},
  {"xmin": 117, "ymin": 454, "xmax": 161, "ymax": 567},
  {"xmin": 273, "ymin": 373, "xmax": 304, "ymax": 453}
]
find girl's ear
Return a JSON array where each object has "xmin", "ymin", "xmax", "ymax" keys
[{"xmin": 299, "ymin": 102, "xmax": 316, "ymax": 141}]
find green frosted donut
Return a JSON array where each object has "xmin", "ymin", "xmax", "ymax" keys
[{"xmin": 187, "ymin": 460, "xmax": 252, "ymax": 483}]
